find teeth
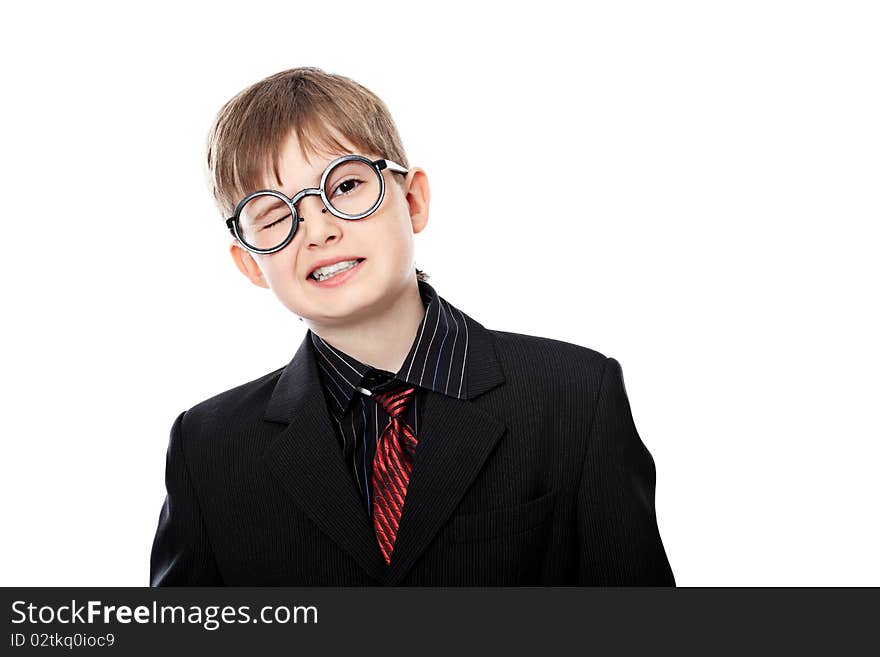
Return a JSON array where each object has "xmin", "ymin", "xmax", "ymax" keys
[{"xmin": 312, "ymin": 259, "xmax": 360, "ymax": 281}]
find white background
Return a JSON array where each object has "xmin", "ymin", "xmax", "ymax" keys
[{"xmin": 1, "ymin": 1, "xmax": 877, "ymax": 586}]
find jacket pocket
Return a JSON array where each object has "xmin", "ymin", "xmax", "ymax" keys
[{"xmin": 450, "ymin": 489, "xmax": 557, "ymax": 543}]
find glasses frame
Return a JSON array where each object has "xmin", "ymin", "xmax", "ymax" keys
[{"xmin": 226, "ymin": 154, "xmax": 409, "ymax": 255}]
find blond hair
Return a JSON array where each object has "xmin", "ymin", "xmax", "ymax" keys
[{"xmin": 206, "ymin": 66, "xmax": 428, "ymax": 281}]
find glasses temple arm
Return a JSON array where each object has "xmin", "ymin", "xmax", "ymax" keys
[{"xmin": 376, "ymin": 159, "xmax": 409, "ymax": 174}]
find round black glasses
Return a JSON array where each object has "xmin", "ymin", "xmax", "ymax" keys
[{"xmin": 226, "ymin": 154, "xmax": 409, "ymax": 254}]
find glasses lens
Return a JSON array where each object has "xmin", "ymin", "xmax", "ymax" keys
[
  {"xmin": 325, "ymin": 159, "xmax": 382, "ymax": 217},
  {"xmin": 237, "ymin": 194, "xmax": 295, "ymax": 251}
]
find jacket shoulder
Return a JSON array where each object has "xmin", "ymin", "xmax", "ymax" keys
[
  {"xmin": 181, "ymin": 365, "xmax": 285, "ymax": 430},
  {"xmin": 485, "ymin": 328, "xmax": 611, "ymax": 395},
  {"xmin": 485, "ymin": 329, "xmax": 615, "ymax": 433},
  {"xmin": 488, "ymin": 328, "xmax": 609, "ymax": 370}
]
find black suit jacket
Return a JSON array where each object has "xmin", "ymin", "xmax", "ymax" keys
[{"xmin": 150, "ymin": 309, "xmax": 675, "ymax": 586}]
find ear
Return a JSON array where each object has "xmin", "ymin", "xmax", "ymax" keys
[
  {"xmin": 403, "ymin": 167, "xmax": 430, "ymax": 234},
  {"xmin": 230, "ymin": 241, "xmax": 270, "ymax": 289}
]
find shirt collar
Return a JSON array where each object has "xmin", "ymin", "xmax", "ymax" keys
[{"xmin": 310, "ymin": 279, "xmax": 469, "ymax": 421}]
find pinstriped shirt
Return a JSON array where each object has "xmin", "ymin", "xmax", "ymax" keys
[{"xmin": 309, "ymin": 279, "xmax": 470, "ymax": 517}]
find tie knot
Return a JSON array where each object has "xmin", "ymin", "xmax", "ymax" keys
[{"xmin": 372, "ymin": 384, "xmax": 416, "ymax": 419}]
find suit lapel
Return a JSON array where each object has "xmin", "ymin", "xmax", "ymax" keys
[
  {"xmin": 261, "ymin": 309, "xmax": 507, "ymax": 585},
  {"xmin": 262, "ymin": 334, "xmax": 388, "ymax": 582},
  {"xmin": 384, "ymin": 310, "xmax": 508, "ymax": 584}
]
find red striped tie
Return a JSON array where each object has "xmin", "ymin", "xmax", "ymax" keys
[{"xmin": 371, "ymin": 384, "xmax": 418, "ymax": 565}]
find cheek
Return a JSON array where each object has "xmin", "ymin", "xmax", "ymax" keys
[{"xmin": 258, "ymin": 253, "xmax": 298, "ymax": 287}]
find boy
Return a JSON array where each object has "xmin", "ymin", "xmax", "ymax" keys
[{"xmin": 149, "ymin": 66, "xmax": 675, "ymax": 586}]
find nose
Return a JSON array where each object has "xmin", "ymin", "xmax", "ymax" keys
[
  {"xmin": 296, "ymin": 193, "xmax": 329, "ymax": 220},
  {"xmin": 301, "ymin": 210, "xmax": 329, "ymax": 220},
  {"xmin": 297, "ymin": 195, "xmax": 338, "ymax": 244}
]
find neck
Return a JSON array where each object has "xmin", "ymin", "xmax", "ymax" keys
[{"xmin": 305, "ymin": 279, "xmax": 426, "ymax": 373}]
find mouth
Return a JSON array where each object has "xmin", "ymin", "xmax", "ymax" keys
[{"xmin": 307, "ymin": 257, "xmax": 366, "ymax": 283}]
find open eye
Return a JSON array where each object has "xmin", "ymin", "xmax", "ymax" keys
[{"xmin": 332, "ymin": 177, "xmax": 364, "ymax": 197}]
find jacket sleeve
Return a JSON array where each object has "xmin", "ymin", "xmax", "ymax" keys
[
  {"xmin": 575, "ymin": 357, "xmax": 675, "ymax": 585},
  {"xmin": 149, "ymin": 410, "xmax": 223, "ymax": 586}
]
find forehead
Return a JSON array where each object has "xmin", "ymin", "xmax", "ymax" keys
[{"xmin": 261, "ymin": 128, "xmax": 369, "ymax": 195}]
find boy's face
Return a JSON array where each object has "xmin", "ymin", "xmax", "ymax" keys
[{"xmin": 229, "ymin": 130, "xmax": 429, "ymax": 327}]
